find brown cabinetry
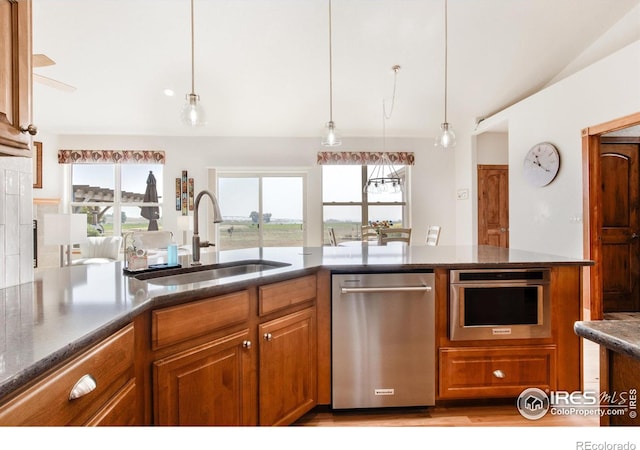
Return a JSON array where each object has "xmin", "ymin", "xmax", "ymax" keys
[
  {"xmin": 153, "ymin": 329, "xmax": 255, "ymax": 426},
  {"xmin": 259, "ymin": 307, "xmax": 316, "ymax": 425},
  {"xmin": 0, "ymin": 0, "xmax": 34, "ymax": 156},
  {"xmin": 150, "ymin": 275, "xmax": 318, "ymax": 426},
  {"xmin": 0, "ymin": 324, "xmax": 138, "ymax": 426},
  {"xmin": 439, "ymin": 346, "xmax": 556, "ymax": 399}
]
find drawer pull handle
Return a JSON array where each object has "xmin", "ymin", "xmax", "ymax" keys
[
  {"xmin": 242, "ymin": 340, "xmax": 252, "ymax": 349},
  {"xmin": 492, "ymin": 370, "xmax": 506, "ymax": 379},
  {"xmin": 69, "ymin": 374, "xmax": 97, "ymax": 400},
  {"xmin": 263, "ymin": 333, "xmax": 273, "ymax": 341}
]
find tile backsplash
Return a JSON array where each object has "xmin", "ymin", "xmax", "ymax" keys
[{"xmin": 0, "ymin": 156, "xmax": 34, "ymax": 288}]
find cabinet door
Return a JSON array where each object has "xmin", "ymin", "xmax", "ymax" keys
[
  {"xmin": 84, "ymin": 379, "xmax": 138, "ymax": 426},
  {"xmin": 153, "ymin": 329, "xmax": 256, "ymax": 426},
  {"xmin": 259, "ymin": 307, "xmax": 317, "ymax": 426},
  {"xmin": 0, "ymin": 0, "xmax": 32, "ymax": 154}
]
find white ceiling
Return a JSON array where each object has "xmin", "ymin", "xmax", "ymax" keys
[{"xmin": 31, "ymin": 0, "xmax": 640, "ymax": 138}]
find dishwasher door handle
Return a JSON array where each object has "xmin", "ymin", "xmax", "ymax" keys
[{"xmin": 341, "ymin": 285, "xmax": 432, "ymax": 294}]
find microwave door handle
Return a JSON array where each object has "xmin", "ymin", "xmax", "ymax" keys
[{"xmin": 341, "ymin": 286, "xmax": 432, "ymax": 294}]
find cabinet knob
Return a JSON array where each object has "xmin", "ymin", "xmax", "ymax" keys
[
  {"xmin": 263, "ymin": 333, "xmax": 273, "ymax": 341},
  {"xmin": 242, "ymin": 340, "xmax": 252, "ymax": 349},
  {"xmin": 492, "ymin": 369, "xmax": 506, "ymax": 379},
  {"xmin": 20, "ymin": 124, "xmax": 38, "ymax": 136},
  {"xmin": 69, "ymin": 374, "xmax": 97, "ymax": 400}
]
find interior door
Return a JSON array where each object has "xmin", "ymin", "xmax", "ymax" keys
[
  {"xmin": 600, "ymin": 142, "xmax": 640, "ymax": 312},
  {"xmin": 477, "ymin": 165, "xmax": 509, "ymax": 247}
]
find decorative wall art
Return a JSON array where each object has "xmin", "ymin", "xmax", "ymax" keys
[{"xmin": 175, "ymin": 171, "xmax": 194, "ymax": 215}]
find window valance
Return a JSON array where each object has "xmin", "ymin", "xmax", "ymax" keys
[
  {"xmin": 317, "ymin": 151, "xmax": 414, "ymax": 166},
  {"xmin": 58, "ymin": 150, "xmax": 165, "ymax": 164}
]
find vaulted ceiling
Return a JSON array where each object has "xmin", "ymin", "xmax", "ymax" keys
[{"xmin": 31, "ymin": 0, "xmax": 640, "ymax": 138}]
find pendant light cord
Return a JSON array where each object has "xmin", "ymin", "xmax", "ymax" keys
[
  {"xmin": 443, "ymin": 0, "xmax": 448, "ymax": 123},
  {"xmin": 328, "ymin": 0, "xmax": 334, "ymax": 122},
  {"xmin": 190, "ymin": 0, "xmax": 196, "ymax": 95}
]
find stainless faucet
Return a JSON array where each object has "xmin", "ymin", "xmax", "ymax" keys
[{"xmin": 192, "ymin": 190, "xmax": 223, "ymax": 265}]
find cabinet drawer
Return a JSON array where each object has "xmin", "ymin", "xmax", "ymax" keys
[
  {"xmin": 439, "ymin": 346, "xmax": 556, "ymax": 399},
  {"xmin": 0, "ymin": 324, "xmax": 135, "ymax": 426},
  {"xmin": 152, "ymin": 290, "xmax": 249, "ymax": 350},
  {"xmin": 259, "ymin": 275, "xmax": 316, "ymax": 316}
]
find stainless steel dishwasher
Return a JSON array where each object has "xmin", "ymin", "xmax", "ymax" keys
[{"xmin": 332, "ymin": 272, "xmax": 435, "ymax": 409}]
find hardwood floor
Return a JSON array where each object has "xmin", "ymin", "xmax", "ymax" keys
[{"xmin": 296, "ymin": 336, "xmax": 601, "ymax": 427}]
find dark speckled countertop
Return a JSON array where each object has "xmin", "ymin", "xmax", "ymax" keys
[
  {"xmin": 0, "ymin": 245, "xmax": 591, "ymax": 399},
  {"xmin": 574, "ymin": 315, "xmax": 640, "ymax": 361}
]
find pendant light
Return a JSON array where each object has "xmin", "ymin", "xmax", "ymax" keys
[
  {"xmin": 435, "ymin": 0, "xmax": 455, "ymax": 148},
  {"xmin": 322, "ymin": 0, "xmax": 341, "ymax": 146},
  {"xmin": 181, "ymin": 0, "xmax": 206, "ymax": 127}
]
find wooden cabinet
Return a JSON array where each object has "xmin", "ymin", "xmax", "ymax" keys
[
  {"xmin": 150, "ymin": 275, "xmax": 318, "ymax": 426},
  {"xmin": 439, "ymin": 346, "xmax": 556, "ymax": 399},
  {"xmin": 153, "ymin": 329, "xmax": 255, "ymax": 426},
  {"xmin": 259, "ymin": 307, "xmax": 317, "ymax": 425},
  {"xmin": 0, "ymin": 0, "xmax": 34, "ymax": 156},
  {"xmin": 0, "ymin": 324, "xmax": 138, "ymax": 426}
]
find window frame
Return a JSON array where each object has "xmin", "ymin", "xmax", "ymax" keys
[{"xmin": 322, "ymin": 165, "xmax": 410, "ymax": 244}]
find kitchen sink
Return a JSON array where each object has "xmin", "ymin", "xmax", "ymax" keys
[{"xmin": 134, "ymin": 260, "xmax": 291, "ymax": 286}]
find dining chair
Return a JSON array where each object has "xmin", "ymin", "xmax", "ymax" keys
[
  {"xmin": 361, "ymin": 225, "xmax": 379, "ymax": 241},
  {"xmin": 382, "ymin": 228, "xmax": 412, "ymax": 244},
  {"xmin": 426, "ymin": 225, "xmax": 441, "ymax": 246},
  {"xmin": 327, "ymin": 227, "xmax": 337, "ymax": 246}
]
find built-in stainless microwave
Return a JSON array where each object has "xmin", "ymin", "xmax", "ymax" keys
[{"xmin": 449, "ymin": 268, "xmax": 551, "ymax": 341}]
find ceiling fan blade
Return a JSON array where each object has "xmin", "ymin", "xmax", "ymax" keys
[
  {"xmin": 34, "ymin": 73, "xmax": 76, "ymax": 93},
  {"xmin": 33, "ymin": 53, "xmax": 56, "ymax": 68}
]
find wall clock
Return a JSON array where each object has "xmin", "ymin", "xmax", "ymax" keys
[{"xmin": 522, "ymin": 142, "xmax": 560, "ymax": 187}]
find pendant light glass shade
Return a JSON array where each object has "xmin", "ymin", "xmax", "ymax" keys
[
  {"xmin": 435, "ymin": 0, "xmax": 455, "ymax": 148},
  {"xmin": 435, "ymin": 122, "xmax": 456, "ymax": 148},
  {"xmin": 322, "ymin": 121, "xmax": 341, "ymax": 147},
  {"xmin": 182, "ymin": 0, "xmax": 206, "ymax": 127},
  {"xmin": 182, "ymin": 93, "xmax": 206, "ymax": 127}
]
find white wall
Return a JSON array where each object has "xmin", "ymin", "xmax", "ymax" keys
[
  {"xmin": 40, "ymin": 135, "xmax": 456, "ymax": 248},
  {"xmin": 476, "ymin": 40, "xmax": 640, "ymax": 258}
]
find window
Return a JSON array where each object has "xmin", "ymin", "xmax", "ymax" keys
[
  {"xmin": 217, "ymin": 173, "xmax": 306, "ymax": 250},
  {"xmin": 69, "ymin": 163, "xmax": 164, "ymax": 237},
  {"xmin": 322, "ymin": 164, "xmax": 409, "ymax": 245}
]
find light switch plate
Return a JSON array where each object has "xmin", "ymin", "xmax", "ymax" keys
[{"xmin": 457, "ymin": 189, "xmax": 469, "ymax": 200}]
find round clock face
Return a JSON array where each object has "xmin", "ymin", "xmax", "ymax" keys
[{"xmin": 523, "ymin": 142, "xmax": 560, "ymax": 187}]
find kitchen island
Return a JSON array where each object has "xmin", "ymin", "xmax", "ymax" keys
[
  {"xmin": 0, "ymin": 245, "xmax": 591, "ymax": 425},
  {"xmin": 574, "ymin": 316, "xmax": 640, "ymax": 426}
]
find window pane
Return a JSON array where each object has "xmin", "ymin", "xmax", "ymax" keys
[
  {"xmin": 121, "ymin": 165, "xmax": 164, "ymax": 203},
  {"xmin": 218, "ymin": 177, "xmax": 260, "ymax": 250},
  {"xmin": 262, "ymin": 177, "xmax": 303, "ymax": 247},
  {"xmin": 323, "ymin": 166, "xmax": 362, "ymax": 202},
  {"xmin": 71, "ymin": 206, "xmax": 114, "ymax": 237},
  {"xmin": 368, "ymin": 205, "xmax": 404, "ymax": 227},
  {"xmin": 122, "ymin": 206, "xmax": 163, "ymax": 233},
  {"xmin": 71, "ymin": 165, "xmax": 115, "ymax": 203},
  {"xmin": 323, "ymin": 205, "xmax": 362, "ymax": 244}
]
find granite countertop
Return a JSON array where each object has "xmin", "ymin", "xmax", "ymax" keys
[
  {"xmin": 574, "ymin": 315, "xmax": 640, "ymax": 361},
  {"xmin": 0, "ymin": 245, "xmax": 591, "ymax": 399}
]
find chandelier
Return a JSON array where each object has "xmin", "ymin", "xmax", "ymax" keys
[{"xmin": 364, "ymin": 65, "xmax": 403, "ymax": 195}]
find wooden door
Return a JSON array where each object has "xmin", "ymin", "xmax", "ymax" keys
[
  {"xmin": 600, "ymin": 143, "xmax": 640, "ymax": 312},
  {"xmin": 478, "ymin": 165, "xmax": 509, "ymax": 247},
  {"xmin": 259, "ymin": 308, "xmax": 316, "ymax": 426},
  {"xmin": 153, "ymin": 329, "xmax": 256, "ymax": 426},
  {"xmin": 0, "ymin": 0, "xmax": 32, "ymax": 155}
]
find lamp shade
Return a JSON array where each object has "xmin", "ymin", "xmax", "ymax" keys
[
  {"xmin": 177, "ymin": 215, "xmax": 193, "ymax": 231},
  {"xmin": 44, "ymin": 214, "xmax": 88, "ymax": 246}
]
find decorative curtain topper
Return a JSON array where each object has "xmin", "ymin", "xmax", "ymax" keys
[
  {"xmin": 58, "ymin": 150, "xmax": 165, "ymax": 164},
  {"xmin": 317, "ymin": 151, "xmax": 414, "ymax": 166}
]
